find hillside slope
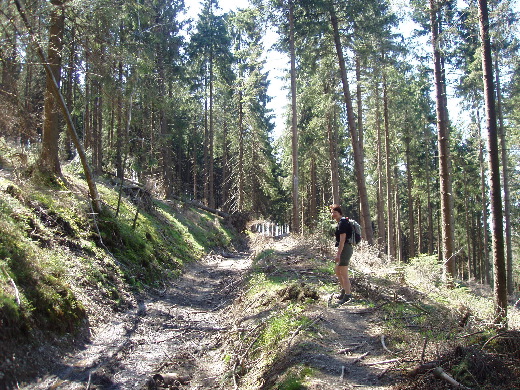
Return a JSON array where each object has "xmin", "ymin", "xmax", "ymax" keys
[{"xmin": 0, "ymin": 163, "xmax": 241, "ymax": 388}]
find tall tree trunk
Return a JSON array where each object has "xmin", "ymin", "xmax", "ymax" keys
[
  {"xmin": 39, "ymin": 0, "xmax": 65, "ymax": 176},
  {"xmin": 383, "ymin": 70, "xmax": 395, "ymax": 260},
  {"xmin": 405, "ymin": 137, "xmax": 415, "ymax": 259},
  {"xmin": 329, "ymin": 5, "xmax": 373, "ymax": 244},
  {"xmin": 92, "ymin": 85, "xmax": 99, "ymax": 172},
  {"xmin": 429, "ymin": 0, "xmax": 455, "ymax": 282},
  {"xmin": 209, "ymin": 53, "xmax": 215, "ymax": 209},
  {"xmin": 327, "ymin": 109, "xmax": 340, "ymax": 205},
  {"xmin": 464, "ymin": 180, "xmax": 472, "ymax": 280},
  {"xmin": 355, "ymin": 55, "xmax": 367, "ymax": 228},
  {"xmin": 478, "ymin": 0, "xmax": 507, "ymax": 325},
  {"xmin": 289, "ymin": 1, "xmax": 300, "ymax": 234},
  {"xmin": 238, "ymin": 88, "xmax": 244, "ymax": 211},
  {"xmin": 495, "ymin": 56, "xmax": 513, "ymax": 295},
  {"xmin": 376, "ymin": 81, "xmax": 385, "ymax": 250},
  {"xmin": 476, "ymin": 110, "xmax": 491, "ymax": 284},
  {"xmin": 222, "ymin": 117, "xmax": 230, "ymax": 213},
  {"xmin": 394, "ymin": 167, "xmax": 402, "ymax": 262},
  {"xmin": 96, "ymin": 88, "xmax": 103, "ymax": 173},
  {"xmin": 204, "ymin": 78, "xmax": 209, "ymax": 205},
  {"xmin": 417, "ymin": 198, "xmax": 423, "ymax": 254},
  {"xmin": 310, "ymin": 157, "xmax": 317, "ymax": 226},
  {"xmin": 116, "ymin": 61, "xmax": 124, "ymax": 179},
  {"xmin": 64, "ymin": 26, "xmax": 75, "ymax": 160}
]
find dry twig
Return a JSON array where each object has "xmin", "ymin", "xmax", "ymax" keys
[{"xmin": 433, "ymin": 367, "xmax": 471, "ymax": 389}]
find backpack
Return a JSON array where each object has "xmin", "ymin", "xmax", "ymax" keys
[{"xmin": 348, "ymin": 218, "xmax": 362, "ymax": 245}]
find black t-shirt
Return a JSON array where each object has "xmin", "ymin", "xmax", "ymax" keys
[{"xmin": 335, "ymin": 217, "xmax": 353, "ymax": 247}]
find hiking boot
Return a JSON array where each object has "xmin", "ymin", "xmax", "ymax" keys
[
  {"xmin": 335, "ymin": 289, "xmax": 345, "ymax": 300},
  {"xmin": 338, "ymin": 294, "xmax": 352, "ymax": 304}
]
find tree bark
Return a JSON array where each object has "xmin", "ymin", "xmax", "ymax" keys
[
  {"xmin": 39, "ymin": 0, "xmax": 65, "ymax": 176},
  {"xmin": 327, "ymin": 109, "xmax": 340, "ymax": 205},
  {"xmin": 478, "ymin": 0, "xmax": 507, "ymax": 325},
  {"xmin": 476, "ymin": 110, "xmax": 491, "ymax": 284},
  {"xmin": 429, "ymin": 0, "xmax": 455, "ymax": 282},
  {"xmin": 495, "ymin": 56, "xmax": 513, "ymax": 295},
  {"xmin": 383, "ymin": 70, "xmax": 395, "ymax": 260},
  {"xmin": 289, "ymin": 1, "xmax": 300, "ymax": 234},
  {"xmin": 376, "ymin": 81, "xmax": 385, "ymax": 250},
  {"xmin": 406, "ymin": 137, "xmax": 415, "ymax": 259},
  {"xmin": 329, "ymin": 5, "xmax": 373, "ymax": 244}
]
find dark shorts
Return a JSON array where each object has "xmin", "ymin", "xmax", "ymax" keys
[{"xmin": 338, "ymin": 244, "xmax": 353, "ymax": 266}]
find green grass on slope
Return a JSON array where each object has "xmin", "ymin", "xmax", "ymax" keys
[{"xmin": 0, "ymin": 169, "xmax": 237, "ymax": 339}]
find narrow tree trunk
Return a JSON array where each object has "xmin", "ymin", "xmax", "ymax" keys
[
  {"xmin": 418, "ymin": 198, "xmax": 423, "ymax": 254},
  {"xmin": 310, "ymin": 157, "xmax": 317, "ymax": 226},
  {"xmin": 376, "ymin": 81, "xmax": 385, "ymax": 250},
  {"xmin": 495, "ymin": 56, "xmax": 513, "ymax": 295},
  {"xmin": 478, "ymin": 0, "xmax": 507, "ymax": 325},
  {"xmin": 203, "ymin": 75, "xmax": 209, "ymax": 205},
  {"xmin": 64, "ymin": 27, "xmax": 75, "ymax": 160},
  {"xmin": 289, "ymin": 1, "xmax": 299, "ymax": 234},
  {"xmin": 327, "ymin": 109, "xmax": 340, "ymax": 205},
  {"xmin": 406, "ymin": 137, "xmax": 415, "ymax": 259},
  {"xmin": 238, "ymin": 88, "xmax": 244, "ymax": 211},
  {"xmin": 92, "ymin": 86, "xmax": 99, "ymax": 172},
  {"xmin": 476, "ymin": 110, "xmax": 491, "ymax": 284},
  {"xmin": 329, "ymin": 5, "xmax": 373, "ymax": 244},
  {"xmin": 383, "ymin": 71, "xmax": 396, "ymax": 260},
  {"xmin": 209, "ymin": 53, "xmax": 215, "ymax": 209},
  {"xmin": 464, "ymin": 180, "xmax": 472, "ymax": 280},
  {"xmin": 429, "ymin": 0, "xmax": 455, "ymax": 282},
  {"xmin": 394, "ymin": 167, "xmax": 401, "ymax": 262},
  {"xmin": 355, "ymin": 55, "xmax": 368, "ymax": 231},
  {"xmin": 116, "ymin": 61, "xmax": 124, "ymax": 179}
]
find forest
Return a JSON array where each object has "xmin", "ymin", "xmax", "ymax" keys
[{"xmin": 0, "ymin": 0, "xmax": 519, "ymax": 333}]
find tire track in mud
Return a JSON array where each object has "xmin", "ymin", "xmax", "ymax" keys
[{"xmin": 22, "ymin": 252, "xmax": 252, "ymax": 390}]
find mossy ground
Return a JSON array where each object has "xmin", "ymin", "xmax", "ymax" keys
[{"xmin": 0, "ymin": 158, "xmax": 238, "ymax": 345}]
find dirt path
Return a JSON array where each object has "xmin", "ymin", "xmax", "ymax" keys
[
  {"xmin": 22, "ymin": 251, "xmax": 252, "ymax": 390},
  {"xmin": 245, "ymin": 236, "xmax": 397, "ymax": 390},
  {"xmin": 21, "ymin": 236, "xmax": 398, "ymax": 390}
]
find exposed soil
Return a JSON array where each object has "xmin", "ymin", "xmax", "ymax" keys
[
  {"xmin": 17, "ymin": 250, "xmax": 252, "ymax": 390},
  {"xmin": 7, "ymin": 234, "xmax": 520, "ymax": 390}
]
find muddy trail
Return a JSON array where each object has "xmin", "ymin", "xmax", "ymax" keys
[
  {"xmin": 22, "ymin": 251, "xmax": 252, "ymax": 390},
  {"xmin": 18, "ymin": 236, "xmax": 404, "ymax": 390}
]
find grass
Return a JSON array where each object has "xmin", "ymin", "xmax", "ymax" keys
[
  {"xmin": 0, "ymin": 154, "xmax": 238, "ymax": 339},
  {"xmin": 229, "ymin": 236, "xmax": 520, "ymax": 390}
]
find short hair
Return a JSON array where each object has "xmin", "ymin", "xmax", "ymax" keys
[{"xmin": 330, "ymin": 204, "xmax": 343, "ymax": 215}]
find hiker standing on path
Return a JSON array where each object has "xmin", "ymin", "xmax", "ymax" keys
[{"xmin": 330, "ymin": 204, "xmax": 353, "ymax": 304}]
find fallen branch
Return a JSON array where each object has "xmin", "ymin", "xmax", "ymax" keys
[
  {"xmin": 408, "ymin": 361, "xmax": 439, "ymax": 377},
  {"xmin": 433, "ymin": 367, "xmax": 471, "ymax": 389},
  {"xmin": 288, "ymin": 315, "xmax": 322, "ymax": 347},
  {"xmin": 351, "ymin": 351, "xmax": 370, "ymax": 364},
  {"xmin": 364, "ymin": 358, "xmax": 400, "ymax": 366},
  {"xmin": 1, "ymin": 265, "xmax": 21, "ymax": 306},
  {"xmin": 381, "ymin": 335, "xmax": 397, "ymax": 355},
  {"xmin": 338, "ymin": 342, "xmax": 365, "ymax": 354},
  {"xmin": 481, "ymin": 331, "xmax": 511, "ymax": 350},
  {"xmin": 420, "ymin": 336, "xmax": 428, "ymax": 363}
]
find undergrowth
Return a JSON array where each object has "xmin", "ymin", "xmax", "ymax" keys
[
  {"xmin": 225, "ymin": 235, "xmax": 520, "ymax": 390},
  {"xmin": 0, "ymin": 155, "xmax": 237, "ymax": 342}
]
